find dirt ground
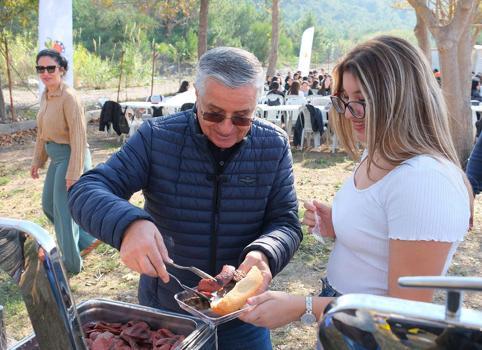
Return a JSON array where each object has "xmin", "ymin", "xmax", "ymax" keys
[{"xmin": 0, "ymin": 123, "xmax": 481, "ymax": 350}]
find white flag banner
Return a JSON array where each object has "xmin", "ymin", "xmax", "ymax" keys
[
  {"xmin": 38, "ymin": 0, "xmax": 74, "ymax": 94},
  {"xmin": 297, "ymin": 27, "xmax": 315, "ymax": 77}
]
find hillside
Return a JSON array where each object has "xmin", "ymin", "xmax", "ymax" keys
[{"xmin": 281, "ymin": 0, "xmax": 416, "ymax": 38}]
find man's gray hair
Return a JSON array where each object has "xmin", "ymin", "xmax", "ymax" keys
[{"xmin": 195, "ymin": 47, "xmax": 264, "ymax": 97}]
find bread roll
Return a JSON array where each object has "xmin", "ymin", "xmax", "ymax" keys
[{"xmin": 210, "ymin": 266, "xmax": 263, "ymax": 315}]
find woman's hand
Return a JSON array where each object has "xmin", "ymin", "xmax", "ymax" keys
[
  {"xmin": 239, "ymin": 291, "xmax": 304, "ymax": 329},
  {"xmin": 302, "ymin": 200, "xmax": 336, "ymax": 239},
  {"xmin": 30, "ymin": 166, "xmax": 39, "ymax": 179},
  {"xmin": 66, "ymin": 179, "xmax": 76, "ymax": 190}
]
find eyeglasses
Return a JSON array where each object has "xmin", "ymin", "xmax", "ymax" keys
[
  {"xmin": 199, "ymin": 109, "xmax": 254, "ymax": 127},
  {"xmin": 36, "ymin": 65, "xmax": 58, "ymax": 74},
  {"xmin": 330, "ymin": 95, "xmax": 366, "ymax": 119}
]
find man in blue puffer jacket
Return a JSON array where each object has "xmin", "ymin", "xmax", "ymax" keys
[{"xmin": 68, "ymin": 47, "xmax": 302, "ymax": 349}]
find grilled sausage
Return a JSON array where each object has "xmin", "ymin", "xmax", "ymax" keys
[{"xmin": 197, "ymin": 264, "xmax": 236, "ymax": 292}]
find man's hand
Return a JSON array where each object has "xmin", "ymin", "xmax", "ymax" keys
[
  {"xmin": 66, "ymin": 179, "xmax": 76, "ymax": 190},
  {"xmin": 120, "ymin": 220, "xmax": 172, "ymax": 283},
  {"xmin": 31, "ymin": 166, "xmax": 39, "ymax": 179},
  {"xmin": 237, "ymin": 250, "xmax": 272, "ymax": 293}
]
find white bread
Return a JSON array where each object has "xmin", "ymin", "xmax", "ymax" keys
[{"xmin": 210, "ymin": 266, "xmax": 263, "ymax": 315}]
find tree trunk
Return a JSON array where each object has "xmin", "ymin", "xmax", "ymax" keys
[
  {"xmin": 414, "ymin": 11, "xmax": 431, "ymax": 65},
  {"xmin": 0, "ymin": 74, "xmax": 6, "ymax": 124},
  {"xmin": 198, "ymin": 0, "xmax": 209, "ymax": 59},
  {"xmin": 117, "ymin": 50, "xmax": 124, "ymax": 103},
  {"xmin": 456, "ymin": 25, "xmax": 476, "ymax": 165},
  {"xmin": 266, "ymin": 0, "xmax": 280, "ymax": 77},
  {"xmin": 4, "ymin": 37, "xmax": 16, "ymax": 123},
  {"xmin": 407, "ymin": 0, "xmax": 479, "ymax": 165},
  {"xmin": 438, "ymin": 39, "xmax": 471, "ymax": 164},
  {"xmin": 151, "ymin": 46, "xmax": 156, "ymax": 97}
]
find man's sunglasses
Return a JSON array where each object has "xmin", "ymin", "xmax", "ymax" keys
[
  {"xmin": 36, "ymin": 65, "xmax": 58, "ymax": 74},
  {"xmin": 200, "ymin": 110, "xmax": 254, "ymax": 126}
]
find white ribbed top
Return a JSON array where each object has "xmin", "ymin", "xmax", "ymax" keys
[{"xmin": 327, "ymin": 154, "xmax": 470, "ymax": 295}]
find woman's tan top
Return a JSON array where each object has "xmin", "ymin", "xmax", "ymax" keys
[{"xmin": 32, "ymin": 81, "xmax": 87, "ymax": 180}]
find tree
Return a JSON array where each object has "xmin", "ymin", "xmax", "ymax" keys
[
  {"xmin": 0, "ymin": 73, "xmax": 5, "ymax": 123},
  {"xmin": 414, "ymin": 4, "xmax": 432, "ymax": 62},
  {"xmin": 407, "ymin": 0, "xmax": 481, "ymax": 164},
  {"xmin": 267, "ymin": 0, "xmax": 280, "ymax": 77},
  {"xmin": 392, "ymin": 0, "xmax": 431, "ymax": 62},
  {"xmin": 198, "ymin": 0, "xmax": 209, "ymax": 59},
  {"xmin": 0, "ymin": 0, "xmax": 36, "ymax": 123}
]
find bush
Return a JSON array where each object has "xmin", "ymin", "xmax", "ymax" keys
[
  {"xmin": 73, "ymin": 44, "xmax": 115, "ymax": 89},
  {"xmin": 0, "ymin": 32, "xmax": 37, "ymax": 86}
]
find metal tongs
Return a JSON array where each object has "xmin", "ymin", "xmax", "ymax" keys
[
  {"xmin": 166, "ymin": 261, "xmax": 217, "ymax": 302},
  {"xmin": 166, "ymin": 261, "xmax": 217, "ymax": 281},
  {"xmin": 167, "ymin": 272, "xmax": 212, "ymax": 302}
]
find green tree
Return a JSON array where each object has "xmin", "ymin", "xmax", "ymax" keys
[
  {"xmin": 407, "ymin": 0, "xmax": 482, "ymax": 163},
  {"xmin": 267, "ymin": 0, "xmax": 280, "ymax": 77},
  {"xmin": 198, "ymin": 0, "xmax": 209, "ymax": 58},
  {"xmin": 74, "ymin": 0, "xmax": 156, "ymax": 60},
  {"xmin": 0, "ymin": 0, "xmax": 36, "ymax": 123}
]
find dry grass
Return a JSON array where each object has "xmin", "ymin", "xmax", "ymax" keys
[{"xmin": 0, "ymin": 125, "xmax": 480, "ymax": 349}]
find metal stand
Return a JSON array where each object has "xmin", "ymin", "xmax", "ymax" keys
[
  {"xmin": 0, "ymin": 306, "xmax": 6, "ymax": 350},
  {"xmin": 0, "ymin": 218, "xmax": 87, "ymax": 350},
  {"xmin": 398, "ymin": 275, "xmax": 482, "ymax": 322}
]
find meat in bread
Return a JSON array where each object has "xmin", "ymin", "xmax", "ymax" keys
[{"xmin": 210, "ymin": 266, "xmax": 263, "ymax": 315}]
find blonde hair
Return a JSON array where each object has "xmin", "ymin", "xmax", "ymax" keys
[{"xmin": 331, "ymin": 35, "xmax": 460, "ymax": 169}]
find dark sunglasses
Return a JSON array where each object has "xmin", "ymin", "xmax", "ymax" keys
[
  {"xmin": 330, "ymin": 95, "xmax": 366, "ymax": 119},
  {"xmin": 36, "ymin": 65, "xmax": 58, "ymax": 74},
  {"xmin": 200, "ymin": 110, "xmax": 254, "ymax": 127}
]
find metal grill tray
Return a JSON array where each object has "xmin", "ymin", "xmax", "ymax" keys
[
  {"xmin": 10, "ymin": 298, "xmax": 214, "ymax": 350},
  {"xmin": 174, "ymin": 289, "xmax": 247, "ymax": 326}
]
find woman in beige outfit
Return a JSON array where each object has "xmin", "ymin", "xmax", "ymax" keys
[{"xmin": 31, "ymin": 49, "xmax": 98, "ymax": 273}]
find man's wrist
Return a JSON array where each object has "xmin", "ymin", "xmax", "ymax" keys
[{"xmin": 246, "ymin": 250, "xmax": 269, "ymax": 264}]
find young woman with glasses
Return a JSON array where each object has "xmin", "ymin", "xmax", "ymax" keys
[
  {"xmin": 240, "ymin": 35, "xmax": 472, "ymax": 329},
  {"xmin": 30, "ymin": 49, "xmax": 99, "ymax": 274}
]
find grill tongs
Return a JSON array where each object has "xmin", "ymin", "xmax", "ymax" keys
[
  {"xmin": 166, "ymin": 261, "xmax": 216, "ymax": 281},
  {"xmin": 166, "ymin": 261, "xmax": 216, "ymax": 302}
]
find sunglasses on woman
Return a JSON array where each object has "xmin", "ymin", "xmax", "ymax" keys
[
  {"xmin": 36, "ymin": 65, "xmax": 58, "ymax": 74},
  {"xmin": 199, "ymin": 109, "xmax": 254, "ymax": 127}
]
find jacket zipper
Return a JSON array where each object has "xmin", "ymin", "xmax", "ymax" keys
[
  {"xmin": 206, "ymin": 141, "xmax": 245, "ymax": 274},
  {"xmin": 209, "ymin": 174, "xmax": 222, "ymax": 274}
]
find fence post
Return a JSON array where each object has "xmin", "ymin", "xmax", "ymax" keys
[{"xmin": 3, "ymin": 37, "xmax": 16, "ymax": 123}]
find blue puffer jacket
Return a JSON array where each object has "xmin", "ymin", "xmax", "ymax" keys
[{"xmin": 68, "ymin": 110, "xmax": 302, "ymax": 314}]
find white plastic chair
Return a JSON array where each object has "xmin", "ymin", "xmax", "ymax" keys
[
  {"xmin": 264, "ymin": 109, "xmax": 283, "ymax": 127},
  {"xmin": 146, "ymin": 95, "xmax": 163, "ymax": 103},
  {"xmin": 258, "ymin": 96, "xmax": 268, "ymax": 104},
  {"xmin": 285, "ymin": 95, "xmax": 306, "ymax": 105},
  {"xmin": 265, "ymin": 93, "xmax": 285, "ymax": 106},
  {"xmin": 299, "ymin": 106, "xmax": 314, "ymax": 149},
  {"xmin": 284, "ymin": 95, "xmax": 306, "ymax": 133},
  {"xmin": 307, "ymin": 95, "xmax": 331, "ymax": 107},
  {"xmin": 97, "ymin": 97, "xmax": 109, "ymax": 108}
]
